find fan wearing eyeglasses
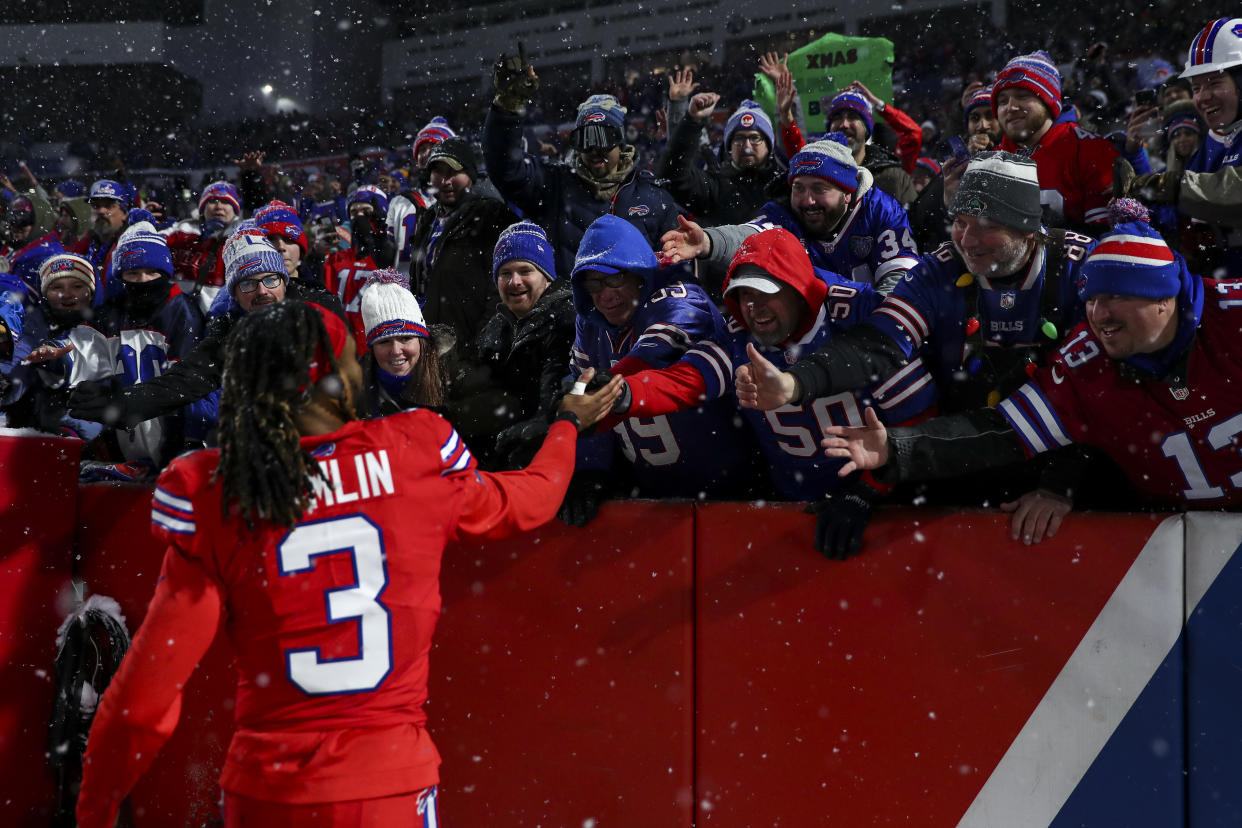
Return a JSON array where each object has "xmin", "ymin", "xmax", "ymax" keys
[{"xmin": 557, "ymin": 214, "xmax": 763, "ymax": 527}]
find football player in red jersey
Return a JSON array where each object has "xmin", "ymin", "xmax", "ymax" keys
[
  {"xmin": 75, "ymin": 301, "xmax": 621, "ymax": 828},
  {"xmin": 820, "ymin": 219, "xmax": 1242, "ymax": 546}
]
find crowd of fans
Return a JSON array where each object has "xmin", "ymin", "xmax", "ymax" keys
[{"xmin": 3, "ymin": 9, "xmax": 1242, "ymax": 559}]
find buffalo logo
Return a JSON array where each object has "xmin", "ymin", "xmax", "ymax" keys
[
  {"xmin": 1233, "ymin": 23, "xmax": 1242, "ymax": 38},
  {"xmin": 122, "ymin": 249, "xmax": 145, "ymax": 261},
  {"xmin": 311, "ymin": 442, "xmax": 337, "ymax": 458},
  {"xmin": 584, "ymin": 112, "xmax": 607, "ymax": 124},
  {"xmin": 1000, "ymin": 291, "xmax": 1016, "ymax": 310},
  {"xmin": 238, "ymin": 259, "xmax": 265, "ymax": 275},
  {"xmin": 849, "ymin": 235, "xmax": 873, "ymax": 259},
  {"xmin": 739, "ymin": 113, "xmax": 756, "ymax": 128},
  {"xmin": 628, "ymin": 204, "xmax": 650, "ymax": 217},
  {"xmin": 795, "ymin": 158, "xmax": 822, "ymax": 173}
]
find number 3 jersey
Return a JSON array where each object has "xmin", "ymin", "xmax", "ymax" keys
[
  {"xmin": 79, "ymin": 409, "xmax": 579, "ymax": 819},
  {"xmin": 997, "ymin": 279, "xmax": 1242, "ymax": 507}
]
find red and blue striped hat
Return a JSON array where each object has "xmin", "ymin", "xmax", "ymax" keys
[
  {"xmin": 254, "ymin": 200, "xmax": 306, "ymax": 255},
  {"xmin": 1182, "ymin": 18, "xmax": 1242, "ymax": 78},
  {"xmin": 199, "ymin": 180, "xmax": 241, "ymax": 216},
  {"xmin": 993, "ymin": 51, "xmax": 1062, "ymax": 119},
  {"xmin": 1079, "ymin": 222, "xmax": 1181, "ymax": 300}
]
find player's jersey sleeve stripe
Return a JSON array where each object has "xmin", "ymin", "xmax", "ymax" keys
[
  {"xmin": 151, "ymin": 485, "xmax": 195, "ymax": 535},
  {"xmin": 1084, "ymin": 207, "xmax": 1110, "ymax": 223},
  {"xmin": 154, "ymin": 486, "xmax": 194, "ymax": 515},
  {"xmin": 440, "ymin": 428, "xmax": 473, "ymax": 474}
]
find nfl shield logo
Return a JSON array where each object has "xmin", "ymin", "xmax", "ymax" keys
[
  {"xmin": 1000, "ymin": 292, "xmax": 1016, "ymax": 310},
  {"xmin": 850, "ymin": 235, "xmax": 873, "ymax": 258},
  {"xmin": 1172, "ymin": 386, "xmax": 1190, "ymax": 401}
]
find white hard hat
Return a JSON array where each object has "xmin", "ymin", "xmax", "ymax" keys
[{"xmin": 1182, "ymin": 18, "xmax": 1242, "ymax": 79}]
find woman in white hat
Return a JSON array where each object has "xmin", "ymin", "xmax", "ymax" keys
[{"xmin": 358, "ymin": 268, "xmax": 445, "ymax": 416}]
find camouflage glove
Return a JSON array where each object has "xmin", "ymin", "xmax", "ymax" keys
[
  {"xmin": 1111, "ymin": 156, "xmax": 1136, "ymax": 200},
  {"xmin": 1127, "ymin": 170, "xmax": 1184, "ymax": 206},
  {"xmin": 492, "ymin": 50, "xmax": 540, "ymax": 113}
]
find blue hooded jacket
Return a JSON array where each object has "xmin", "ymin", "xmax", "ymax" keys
[{"xmin": 567, "ymin": 215, "xmax": 761, "ymax": 499}]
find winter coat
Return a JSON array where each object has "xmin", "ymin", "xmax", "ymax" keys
[
  {"xmin": 483, "ymin": 105, "xmax": 682, "ymax": 279},
  {"xmin": 863, "ymin": 143, "xmax": 917, "ymax": 205},
  {"xmin": 410, "ymin": 188, "xmax": 517, "ymax": 352},
  {"xmin": 446, "ymin": 280, "xmax": 576, "ymax": 469},
  {"xmin": 656, "ymin": 114, "xmax": 788, "ymax": 227}
]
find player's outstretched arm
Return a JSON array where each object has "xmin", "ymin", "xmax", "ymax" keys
[
  {"xmin": 736, "ymin": 342, "xmax": 799, "ymax": 410},
  {"xmin": 457, "ymin": 370, "xmax": 623, "ymax": 539},
  {"xmin": 821, "ymin": 406, "xmax": 890, "ymax": 476},
  {"xmin": 77, "ymin": 549, "xmax": 223, "ymax": 828}
]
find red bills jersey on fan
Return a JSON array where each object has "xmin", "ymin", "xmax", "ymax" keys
[
  {"xmin": 998, "ymin": 280, "xmax": 1242, "ymax": 507},
  {"xmin": 149, "ymin": 410, "xmax": 482, "ymax": 801},
  {"xmin": 1002, "ymin": 120, "xmax": 1119, "ymax": 230},
  {"xmin": 324, "ymin": 249, "xmax": 381, "ymax": 351}
]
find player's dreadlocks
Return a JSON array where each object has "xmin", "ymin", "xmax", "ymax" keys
[{"xmin": 214, "ymin": 302, "xmax": 346, "ymax": 530}]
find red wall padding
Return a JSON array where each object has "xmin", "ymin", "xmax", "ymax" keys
[
  {"xmin": 3, "ymin": 468, "xmax": 1177, "ymax": 825},
  {"xmin": 0, "ymin": 434, "xmax": 82, "ymax": 828}
]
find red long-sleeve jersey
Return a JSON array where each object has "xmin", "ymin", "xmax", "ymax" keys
[{"xmin": 76, "ymin": 411, "xmax": 579, "ymax": 828}]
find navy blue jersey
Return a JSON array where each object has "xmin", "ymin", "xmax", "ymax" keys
[
  {"xmin": 680, "ymin": 285, "xmax": 936, "ymax": 500},
  {"xmin": 570, "ymin": 278, "xmax": 759, "ymax": 499},
  {"xmin": 747, "ymin": 187, "xmax": 919, "ymax": 290},
  {"xmin": 865, "ymin": 235, "xmax": 1092, "ymax": 400}
]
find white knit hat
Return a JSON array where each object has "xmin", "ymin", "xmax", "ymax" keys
[{"xmin": 360, "ymin": 268, "xmax": 428, "ymax": 347}]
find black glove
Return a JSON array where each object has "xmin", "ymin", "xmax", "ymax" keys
[
  {"xmin": 493, "ymin": 419, "xmax": 549, "ymax": 470},
  {"xmin": 557, "ymin": 471, "xmax": 610, "ymax": 528},
  {"xmin": 67, "ymin": 376, "xmax": 130, "ymax": 426},
  {"xmin": 805, "ymin": 487, "xmax": 876, "ymax": 561},
  {"xmin": 492, "ymin": 49, "xmax": 540, "ymax": 113}
]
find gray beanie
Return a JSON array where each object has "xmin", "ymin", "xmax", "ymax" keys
[{"xmin": 949, "ymin": 151, "xmax": 1043, "ymax": 232}]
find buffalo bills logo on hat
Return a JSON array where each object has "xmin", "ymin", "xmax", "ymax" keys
[
  {"xmin": 585, "ymin": 112, "xmax": 607, "ymax": 123},
  {"xmin": 50, "ymin": 260, "xmax": 75, "ymax": 273},
  {"xmin": 122, "ymin": 249, "xmax": 144, "ymax": 261},
  {"xmin": 239, "ymin": 259, "xmax": 265, "ymax": 275},
  {"xmin": 795, "ymin": 158, "xmax": 822, "ymax": 173},
  {"xmin": 1233, "ymin": 23, "xmax": 1242, "ymax": 37},
  {"xmin": 628, "ymin": 204, "xmax": 650, "ymax": 217},
  {"xmin": 850, "ymin": 235, "xmax": 873, "ymax": 258},
  {"xmin": 740, "ymin": 113, "xmax": 756, "ymax": 128}
]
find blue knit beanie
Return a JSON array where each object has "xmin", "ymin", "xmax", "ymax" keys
[
  {"xmin": 721, "ymin": 100, "xmax": 776, "ymax": 161},
  {"xmin": 493, "ymin": 221, "xmax": 557, "ymax": 282},
  {"xmin": 113, "ymin": 221, "xmax": 173, "ymax": 279},
  {"xmin": 827, "ymin": 91, "xmax": 875, "ymax": 137},
  {"xmin": 788, "ymin": 133, "xmax": 859, "ymax": 192}
]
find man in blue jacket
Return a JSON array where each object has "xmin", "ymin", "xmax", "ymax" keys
[
  {"xmin": 484, "ymin": 51, "xmax": 681, "ymax": 278},
  {"xmin": 560, "ymin": 214, "xmax": 760, "ymax": 525}
]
